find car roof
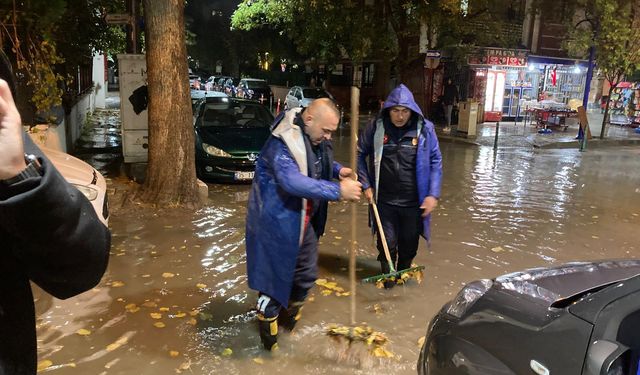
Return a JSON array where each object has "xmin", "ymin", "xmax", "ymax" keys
[{"xmin": 495, "ymin": 260, "xmax": 640, "ymax": 307}]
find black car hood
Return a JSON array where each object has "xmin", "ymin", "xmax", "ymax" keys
[
  {"xmin": 495, "ymin": 260, "xmax": 640, "ymax": 308},
  {"xmin": 196, "ymin": 126, "xmax": 269, "ymax": 155}
]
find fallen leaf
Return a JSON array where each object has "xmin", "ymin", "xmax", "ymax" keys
[
  {"xmin": 162, "ymin": 272, "xmax": 175, "ymax": 278},
  {"xmin": 592, "ymin": 235, "xmax": 599, "ymax": 239},
  {"xmin": 37, "ymin": 360, "xmax": 53, "ymax": 372},
  {"xmin": 150, "ymin": 313, "xmax": 162, "ymax": 319},
  {"xmin": 76, "ymin": 329, "xmax": 91, "ymax": 336},
  {"xmin": 196, "ymin": 283, "xmax": 207, "ymax": 289},
  {"xmin": 187, "ymin": 318, "xmax": 197, "ymax": 325},
  {"xmin": 111, "ymin": 281, "xmax": 125, "ymax": 287},
  {"xmin": 372, "ymin": 346, "xmax": 395, "ymax": 358},
  {"xmin": 154, "ymin": 322, "xmax": 166, "ymax": 328},
  {"xmin": 169, "ymin": 350, "xmax": 179, "ymax": 357},
  {"xmin": 417, "ymin": 336, "xmax": 425, "ymax": 347},
  {"xmin": 125, "ymin": 304, "xmax": 140, "ymax": 313},
  {"xmin": 159, "ymin": 307, "xmax": 170, "ymax": 312},
  {"xmin": 174, "ymin": 312, "xmax": 187, "ymax": 318},
  {"xmin": 491, "ymin": 246, "xmax": 505, "ymax": 253},
  {"xmin": 253, "ymin": 358, "xmax": 264, "ymax": 364},
  {"xmin": 221, "ymin": 348, "xmax": 233, "ymax": 356},
  {"xmin": 141, "ymin": 274, "xmax": 151, "ymax": 278},
  {"xmin": 142, "ymin": 301, "xmax": 157, "ymax": 308}
]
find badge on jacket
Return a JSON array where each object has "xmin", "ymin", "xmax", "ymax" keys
[
  {"xmin": 412, "ymin": 137, "xmax": 418, "ymax": 146},
  {"xmin": 383, "ymin": 134, "xmax": 389, "ymax": 144}
]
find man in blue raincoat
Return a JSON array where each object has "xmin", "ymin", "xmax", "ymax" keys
[
  {"xmin": 245, "ymin": 98, "xmax": 361, "ymax": 351},
  {"xmin": 357, "ymin": 84, "xmax": 442, "ymax": 288}
]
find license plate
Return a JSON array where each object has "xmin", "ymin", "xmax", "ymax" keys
[{"xmin": 234, "ymin": 171, "xmax": 254, "ymax": 180}]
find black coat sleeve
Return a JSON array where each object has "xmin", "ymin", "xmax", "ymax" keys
[{"xmin": 0, "ymin": 135, "xmax": 110, "ymax": 299}]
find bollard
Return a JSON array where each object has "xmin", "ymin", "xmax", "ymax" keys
[{"xmin": 493, "ymin": 121, "xmax": 500, "ymax": 150}]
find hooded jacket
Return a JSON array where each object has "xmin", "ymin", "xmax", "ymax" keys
[
  {"xmin": 245, "ymin": 108, "xmax": 343, "ymax": 307},
  {"xmin": 357, "ymin": 84, "xmax": 443, "ymax": 241}
]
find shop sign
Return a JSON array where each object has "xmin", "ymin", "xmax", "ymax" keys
[{"xmin": 468, "ymin": 48, "xmax": 527, "ymax": 67}]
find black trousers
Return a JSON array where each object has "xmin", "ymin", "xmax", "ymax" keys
[
  {"xmin": 257, "ymin": 225, "xmax": 318, "ymax": 318},
  {"xmin": 375, "ymin": 202, "xmax": 422, "ymax": 270}
]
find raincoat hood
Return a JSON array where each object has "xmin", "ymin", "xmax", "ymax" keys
[{"xmin": 382, "ymin": 84, "xmax": 424, "ymax": 118}]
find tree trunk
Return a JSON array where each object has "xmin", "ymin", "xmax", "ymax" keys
[
  {"xmin": 600, "ymin": 84, "xmax": 616, "ymax": 139},
  {"xmin": 139, "ymin": 0, "xmax": 201, "ymax": 207}
]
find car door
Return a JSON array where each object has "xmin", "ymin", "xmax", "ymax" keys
[{"xmin": 285, "ymin": 87, "xmax": 296, "ymax": 109}]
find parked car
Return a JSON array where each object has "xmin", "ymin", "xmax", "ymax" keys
[
  {"xmin": 193, "ymin": 97, "xmax": 273, "ymax": 182},
  {"xmin": 42, "ymin": 147, "xmax": 109, "ymax": 226},
  {"xmin": 418, "ymin": 259, "xmax": 640, "ymax": 375},
  {"xmin": 285, "ymin": 86, "xmax": 336, "ymax": 109},
  {"xmin": 191, "ymin": 90, "xmax": 227, "ymax": 123},
  {"xmin": 189, "ymin": 74, "xmax": 202, "ymax": 90},
  {"xmin": 238, "ymin": 78, "xmax": 273, "ymax": 104}
]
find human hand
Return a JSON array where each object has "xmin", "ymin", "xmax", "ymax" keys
[
  {"xmin": 0, "ymin": 79, "xmax": 25, "ymax": 180},
  {"xmin": 364, "ymin": 187, "xmax": 374, "ymax": 203},
  {"xmin": 338, "ymin": 167, "xmax": 354, "ymax": 180},
  {"xmin": 339, "ymin": 178, "xmax": 362, "ymax": 201},
  {"xmin": 420, "ymin": 196, "xmax": 438, "ymax": 217}
]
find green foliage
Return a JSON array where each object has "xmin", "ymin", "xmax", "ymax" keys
[
  {"xmin": 1, "ymin": 0, "xmax": 125, "ymax": 120},
  {"xmin": 564, "ymin": 0, "xmax": 640, "ymax": 85}
]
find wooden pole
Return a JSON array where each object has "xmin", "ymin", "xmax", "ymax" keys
[{"xmin": 349, "ymin": 86, "xmax": 360, "ymax": 325}]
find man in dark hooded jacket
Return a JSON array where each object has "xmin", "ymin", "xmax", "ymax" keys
[
  {"xmin": 0, "ymin": 52, "xmax": 110, "ymax": 375},
  {"xmin": 357, "ymin": 84, "xmax": 442, "ymax": 288}
]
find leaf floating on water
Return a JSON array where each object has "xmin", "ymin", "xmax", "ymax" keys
[
  {"xmin": 142, "ymin": 301, "xmax": 157, "ymax": 308},
  {"xmin": 334, "ymin": 236, "xmax": 342, "ymax": 240},
  {"xmin": 169, "ymin": 351, "xmax": 179, "ymax": 357},
  {"xmin": 150, "ymin": 313, "xmax": 162, "ymax": 319},
  {"xmin": 162, "ymin": 272, "xmax": 175, "ymax": 278},
  {"xmin": 174, "ymin": 312, "xmax": 187, "ymax": 318},
  {"xmin": 76, "ymin": 328, "xmax": 91, "ymax": 336},
  {"xmin": 372, "ymin": 346, "xmax": 395, "ymax": 358},
  {"xmin": 37, "ymin": 360, "xmax": 53, "ymax": 372},
  {"xmin": 320, "ymin": 289, "xmax": 333, "ymax": 296},
  {"xmin": 111, "ymin": 281, "xmax": 125, "ymax": 287},
  {"xmin": 196, "ymin": 283, "xmax": 207, "ymax": 289},
  {"xmin": 189, "ymin": 309, "xmax": 200, "ymax": 316},
  {"xmin": 417, "ymin": 336, "xmax": 425, "ymax": 347},
  {"xmin": 187, "ymin": 318, "xmax": 197, "ymax": 325},
  {"xmin": 253, "ymin": 358, "xmax": 264, "ymax": 364},
  {"xmin": 106, "ymin": 336, "xmax": 129, "ymax": 352},
  {"xmin": 153, "ymin": 322, "xmax": 166, "ymax": 328},
  {"xmin": 221, "ymin": 348, "xmax": 233, "ymax": 357},
  {"xmin": 125, "ymin": 303, "xmax": 140, "ymax": 313},
  {"xmin": 159, "ymin": 307, "xmax": 170, "ymax": 312},
  {"xmin": 491, "ymin": 246, "xmax": 505, "ymax": 253}
]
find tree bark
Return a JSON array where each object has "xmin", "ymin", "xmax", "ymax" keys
[{"xmin": 139, "ymin": 0, "xmax": 201, "ymax": 207}]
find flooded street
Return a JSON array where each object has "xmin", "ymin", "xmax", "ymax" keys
[{"xmin": 34, "ymin": 138, "xmax": 640, "ymax": 374}]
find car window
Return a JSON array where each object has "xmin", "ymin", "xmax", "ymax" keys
[
  {"xmin": 245, "ymin": 80, "xmax": 268, "ymax": 89},
  {"xmin": 199, "ymin": 101, "xmax": 273, "ymax": 128},
  {"xmin": 302, "ymin": 88, "xmax": 332, "ymax": 99},
  {"xmin": 295, "ymin": 89, "xmax": 302, "ymax": 99}
]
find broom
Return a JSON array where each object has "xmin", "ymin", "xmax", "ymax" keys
[
  {"xmin": 361, "ymin": 200, "xmax": 425, "ymax": 286},
  {"xmin": 323, "ymin": 86, "xmax": 393, "ymax": 362}
]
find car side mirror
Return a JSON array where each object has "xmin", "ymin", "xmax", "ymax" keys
[{"xmin": 584, "ymin": 340, "xmax": 632, "ymax": 375}]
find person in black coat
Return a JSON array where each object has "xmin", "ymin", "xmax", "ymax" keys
[
  {"xmin": 0, "ymin": 53, "xmax": 111, "ymax": 375},
  {"xmin": 443, "ymin": 78, "xmax": 459, "ymax": 130}
]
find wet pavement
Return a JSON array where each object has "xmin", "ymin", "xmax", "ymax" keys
[{"xmin": 32, "ymin": 98, "xmax": 640, "ymax": 374}]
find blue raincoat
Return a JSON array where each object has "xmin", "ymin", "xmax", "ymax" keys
[
  {"xmin": 245, "ymin": 108, "xmax": 343, "ymax": 307},
  {"xmin": 357, "ymin": 84, "xmax": 443, "ymax": 241}
]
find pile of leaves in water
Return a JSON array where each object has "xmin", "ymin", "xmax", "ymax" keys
[
  {"xmin": 315, "ymin": 278, "xmax": 351, "ymax": 297},
  {"xmin": 374, "ymin": 267, "xmax": 424, "ymax": 289},
  {"xmin": 325, "ymin": 324, "xmax": 394, "ymax": 358}
]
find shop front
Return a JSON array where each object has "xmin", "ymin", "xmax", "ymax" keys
[{"xmin": 467, "ymin": 49, "xmax": 588, "ymax": 123}]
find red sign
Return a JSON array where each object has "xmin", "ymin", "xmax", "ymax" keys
[{"xmin": 468, "ymin": 48, "xmax": 527, "ymax": 67}]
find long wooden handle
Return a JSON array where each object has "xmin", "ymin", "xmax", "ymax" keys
[
  {"xmin": 371, "ymin": 201, "xmax": 395, "ymax": 273},
  {"xmin": 349, "ymin": 86, "xmax": 359, "ymax": 325}
]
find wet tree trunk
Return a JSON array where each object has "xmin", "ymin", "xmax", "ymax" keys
[
  {"xmin": 600, "ymin": 83, "xmax": 617, "ymax": 139},
  {"xmin": 139, "ymin": 0, "xmax": 201, "ymax": 207}
]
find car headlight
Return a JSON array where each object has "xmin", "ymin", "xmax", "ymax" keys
[
  {"xmin": 73, "ymin": 184, "xmax": 98, "ymax": 201},
  {"xmin": 203, "ymin": 143, "xmax": 232, "ymax": 157},
  {"xmin": 446, "ymin": 279, "xmax": 493, "ymax": 318}
]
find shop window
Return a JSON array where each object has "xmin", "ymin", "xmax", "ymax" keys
[{"xmin": 362, "ymin": 63, "xmax": 375, "ymax": 88}]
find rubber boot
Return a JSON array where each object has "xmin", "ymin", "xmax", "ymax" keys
[
  {"xmin": 257, "ymin": 314, "xmax": 279, "ymax": 351},
  {"xmin": 380, "ymin": 261, "xmax": 395, "ymax": 289},
  {"xmin": 397, "ymin": 258, "xmax": 413, "ymax": 272},
  {"xmin": 278, "ymin": 301, "xmax": 304, "ymax": 331}
]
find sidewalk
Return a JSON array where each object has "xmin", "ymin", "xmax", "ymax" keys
[{"xmin": 433, "ymin": 111, "xmax": 640, "ymax": 149}]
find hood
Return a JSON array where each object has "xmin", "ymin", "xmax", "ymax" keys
[
  {"xmin": 382, "ymin": 84, "xmax": 424, "ymax": 118},
  {"xmin": 495, "ymin": 260, "xmax": 640, "ymax": 307},
  {"xmin": 42, "ymin": 147, "xmax": 98, "ymax": 186},
  {"xmin": 197, "ymin": 126, "xmax": 269, "ymax": 154}
]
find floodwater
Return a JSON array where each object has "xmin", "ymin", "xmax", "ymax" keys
[{"xmin": 34, "ymin": 138, "xmax": 640, "ymax": 374}]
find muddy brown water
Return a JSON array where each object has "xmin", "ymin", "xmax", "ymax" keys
[{"xmin": 34, "ymin": 139, "xmax": 640, "ymax": 374}]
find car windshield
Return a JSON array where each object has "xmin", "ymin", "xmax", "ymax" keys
[
  {"xmin": 199, "ymin": 101, "xmax": 273, "ymax": 128},
  {"xmin": 302, "ymin": 88, "xmax": 332, "ymax": 99},
  {"xmin": 246, "ymin": 80, "xmax": 268, "ymax": 89}
]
